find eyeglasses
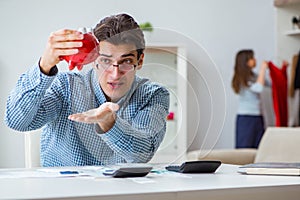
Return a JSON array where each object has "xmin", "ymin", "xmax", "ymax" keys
[{"xmin": 95, "ymin": 57, "xmax": 137, "ymax": 73}]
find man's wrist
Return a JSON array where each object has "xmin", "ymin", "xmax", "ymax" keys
[
  {"xmin": 95, "ymin": 123, "xmax": 105, "ymax": 135},
  {"xmin": 39, "ymin": 65, "xmax": 58, "ymax": 76},
  {"xmin": 38, "ymin": 58, "xmax": 58, "ymax": 76}
]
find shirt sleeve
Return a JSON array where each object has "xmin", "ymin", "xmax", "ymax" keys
[
  {"xmin": 4, "ymin": 63, "xmax": 65, "ymax": 131},
  {"xmin": 99, "ymin": 86, "xmax": 170, "ymax": 163},
  {"xmin": 249, "ymin": 82, "xmax": 264, "ymax": 93},
  {"xmin": 265, "ymin": 77, "xmax": 272, "ymax": 87}
]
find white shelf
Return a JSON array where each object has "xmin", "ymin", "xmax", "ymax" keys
[
  {"xmin": 285, "ymin": 29, "xmax": 300, "ymax": 35},
  {"xmin": 274, "ymin": 0, "xmax": 300, "ymax": 7},
  {"xmin": 141, "ymin": 45, "xmax": 187, "ymax": 164}
]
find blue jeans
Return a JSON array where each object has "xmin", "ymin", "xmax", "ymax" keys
[{"xmin": 236, "ymin": 115, "xmax": 265, "ymax": 148}]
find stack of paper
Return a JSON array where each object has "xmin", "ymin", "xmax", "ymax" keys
[{"xmin": 238, "ymin": 162, "xmax": 300, "ymax": 176}]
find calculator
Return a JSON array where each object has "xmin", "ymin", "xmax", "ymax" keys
[
  {"xmin": 103, "ymin": 166, "xmax": 153, "ymax": 178},
  {"xmin": 165, "ymin": 160, "xmax": 221, "ymax": 173}
]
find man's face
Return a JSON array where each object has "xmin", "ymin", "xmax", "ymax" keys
[{"xmin": 94, "ymin": 41, "xmax": 143, "ymax": 102}]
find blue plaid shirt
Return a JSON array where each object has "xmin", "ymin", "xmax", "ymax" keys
[{"xmin": 5, "ymin": 64, "xmax": 169, "ymax": 167}]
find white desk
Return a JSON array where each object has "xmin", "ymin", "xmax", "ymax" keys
[{"xmin": 0, "ymin": 164, "xmax": 299, "ymax": 200}]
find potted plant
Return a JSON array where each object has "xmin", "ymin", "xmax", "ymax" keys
[{"xmin": 139, "ymin": 22, "xmax": 153, "ymax": 32}]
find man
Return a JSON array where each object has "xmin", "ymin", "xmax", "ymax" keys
[{"xmin": 5, "ymin": 13, "xmax": 170, "ymax": 167}]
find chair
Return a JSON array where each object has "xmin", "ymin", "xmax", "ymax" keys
[
  {"xmin": 187, "ymin": 127, "xmax": 300, "ymax": 165},
  {"xmin": 187, "ymin": 148, "xmax": 256, "ymax": 165},
  {"xmin": 254, "ymin": 127, "xmax": 300, "ymax": 163},
  {"xmin": 24, "ymin": 130, "xmax": 41, "ymax": 168}
]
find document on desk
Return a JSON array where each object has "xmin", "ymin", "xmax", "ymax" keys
[
  {"xmin": 238, "ymin": 162, "xmax": 300, "ymax": 176},
  {"xmin": 0, "ymin": 167, "xmax": 102, "ymax": 179}
]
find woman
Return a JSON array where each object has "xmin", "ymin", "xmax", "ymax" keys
[{"xmin": 232, "ymin": 49, "xmax": 269, "ymax": 148}]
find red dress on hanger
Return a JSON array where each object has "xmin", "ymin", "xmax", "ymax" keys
[{"xmin": 268, "ymin": 61, "xmax": 288, "ymax": 127}]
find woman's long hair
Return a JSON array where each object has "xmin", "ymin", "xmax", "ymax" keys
[{"xmin": 231, "ymin": 49, "xmax": 255, "ymax": 94}]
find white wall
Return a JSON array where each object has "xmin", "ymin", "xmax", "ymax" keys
[{"xmin": 0, "ymin": 0, "xmax": 276, "ymax": 167}]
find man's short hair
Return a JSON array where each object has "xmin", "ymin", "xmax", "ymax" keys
[{"xmin": 93, "ymin": 13, "xmax": 145, "ymax": 58}]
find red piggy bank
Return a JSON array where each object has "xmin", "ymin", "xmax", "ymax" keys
[{"xmin": 60, "ymin": 28, "xmax": 99, "ymax": 70}]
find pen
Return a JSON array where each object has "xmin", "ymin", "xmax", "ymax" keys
[{"xmin": 59, "ymin": 171, "xmax": 79, "ymax": 175}]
